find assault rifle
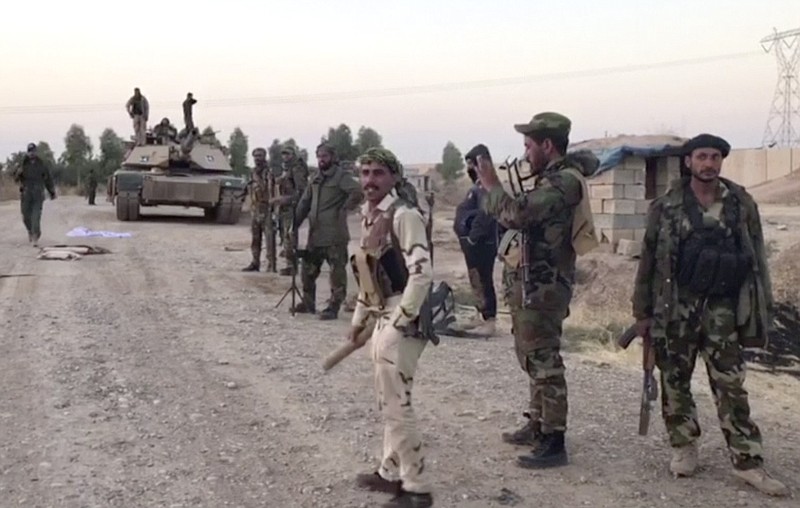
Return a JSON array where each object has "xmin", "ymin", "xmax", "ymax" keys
[
  {"xmin": 617, "ymin": 323, "xmax": 658, "ymax": 435},
  {"xmin": 498, "ymin": 157, "xmax": 535, "ymax": 306}
]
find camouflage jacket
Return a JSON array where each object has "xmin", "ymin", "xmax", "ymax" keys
[
  {"xmin": 483, "ymin": 156, "xmax": 583, "ymax": 312},
  {"xmin": 248, "ymin": 166, "xmax": 272, "ymax": 214},
  {"xmin": 16, "ymin": 156, "xmax": 55, "ymax": 196},
  {"xmin": 632, "ymin": 177, "xmax": 773, "ymax": 347},
  {"xmin": 295, "ymin": 164, "xmax": 363, "ymax": 247},
  {"xmin": 276, "ymin": 157, "xmax": 309, "ymax": 210}
]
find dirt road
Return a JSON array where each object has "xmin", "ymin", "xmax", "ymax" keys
[{"xmin": 0, "ymin": 196, "xmax": 797, "ymax": 507}]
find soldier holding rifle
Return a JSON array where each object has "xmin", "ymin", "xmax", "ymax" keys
[{"xmin": 631, "ymin": 134, "xmax": 788, "ymax": 497}]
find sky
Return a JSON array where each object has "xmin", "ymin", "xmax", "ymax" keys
[{"xmin": 1, "ymin": 0, "xmax": 799, "ymax": 165}]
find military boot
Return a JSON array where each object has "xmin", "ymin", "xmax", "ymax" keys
[
  {"xmin": 290, "ymin": 301, "xmax": 315, "ymax": 314},
  {"xmin": 382, "ymin": 490, "xmax": 433, "ymax": 508},
  {"xmin": 516, "ymin": 431, "xmax": 568, "ymax": 469},
  {"xmin": 669, "ymin": 442, "xmax": 698, "ymax": 477},
  {"xmin": 732, "ymin": 467, "xmax": 790, "ymax": 497},
  {"xmin": 241, "ymin": 263, "xmax": 260, "ymax": 272},
  {"xmin": 501, "ymin": 412, "xmax": 541, "ymax": 447},
  {"xmin": 355, "ymin": 471, "xmax": 401, "ymax": 494},
  {"xmin": 318, "ymin": 306, "xmax": 339, "ymax": 321}
]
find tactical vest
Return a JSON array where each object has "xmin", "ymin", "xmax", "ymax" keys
[
  {"xmin": 676, "ymin": 186, "xmax": 752, "ymax": 297},
  {"xmin": 130, "ymin": 97, "xmax": 144, "ymax": 115},
  {"xmin": 350, "ymin": 200, "xmax": 440, "ymax": 344}
]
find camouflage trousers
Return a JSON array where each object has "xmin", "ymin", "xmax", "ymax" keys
[
  {"xmin": 656, "ymin": 295, "xmax": 763, "ymax": 470},
  {"xmin": 250, "ymin": 210, "xmax": 276, "ymax": 270},
  {"xmin": 278, "ymin": 208, "xmax": 294, "ymax": 261},
  {"xmin": 371, "ymin": 299, "xmax": 430, "ymax": 494},
  {"xmin": 505, "ymin": 265, "xmax": 568, "ymax": 433},
  {"xmin": 301, "ymin": 244, "xmax": 348, "ymax": 310},
  {"xmin": 20, "ymin": 190, "xmax": 45, "ymax": 239}
]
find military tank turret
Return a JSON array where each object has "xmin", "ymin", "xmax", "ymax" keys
[{"xmin": 108, "ymin": 126, "xmax": 246, "ymax": 224}]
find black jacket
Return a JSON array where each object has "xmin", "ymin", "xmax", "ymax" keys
[{"xmin": 454, "ymin": 183, "xmax": 497, "ymax": 245}]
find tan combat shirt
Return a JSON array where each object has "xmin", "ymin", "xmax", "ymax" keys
[{"xmin": 351, "ymin": 190, "xmax": 432, "ymax": 330}]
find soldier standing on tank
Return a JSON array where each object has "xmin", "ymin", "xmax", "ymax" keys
[
  {"xmin": 631, "ymin": 134, "xmax": 789, "ymax": 497},
  {"xmin": 270, "ymin": 144, "xmax": 309, "ymax": 276},
  {"xmin": 153, "ymin": 118, "xmax": 178, "ymax": 144},
  {"xmin": 86, "ymin": 166, "xmax": 98, "ymax": 205},
  {"xmin": 476, "ymin": 112, "xmax": 592, "ymax": 469},
  {"xmin": 242, "ymin": 147, "xmax": 274, "ymax": 272},
  {"xmin": 183, "ymin": 92, "xmax": 197, "ymax": 131},
  {"xmin": 291, "ymin": 143, "xmax": 363, "ymax": 320},
  {"xmin": 125, "ymin": 87, "xmax": 149, "ymax": 146},
  {"xmin": 13, "ymin": 143, "xmax": 56, "ymax": 245}
]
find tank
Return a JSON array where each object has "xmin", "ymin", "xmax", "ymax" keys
[{"xmin": 108, "ymin": 128, "xmax": 246, "ymax": 224}]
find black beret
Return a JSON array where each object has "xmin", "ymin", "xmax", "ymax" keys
[
  {"xmin": 683, "ymin": 134, "xmax": 731, "ymax": 158},
  {"xmin": 464, "ymin": 143, "xmax": 491, "ymax": 162},
  {"xmin": 27, "ymin": 142, "xmax": 36, "ymax": 152}
]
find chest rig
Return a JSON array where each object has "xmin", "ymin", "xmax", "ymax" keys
[
  {"xmin": 676, "ymin": 183, "xmax": 752, "ymax": 297},
  {"xmin": 350, "ymin": 204, "xmax": 408, "ymax": 309}
]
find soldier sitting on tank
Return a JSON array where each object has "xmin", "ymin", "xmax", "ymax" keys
[{"xmin": 153, "ymin": 118, "xmax": 178, "ymax": 144}]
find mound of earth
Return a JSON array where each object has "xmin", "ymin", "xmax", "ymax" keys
[{"xmin": 750, "ymin": 171, "xmax": 800, "ymax": 206}]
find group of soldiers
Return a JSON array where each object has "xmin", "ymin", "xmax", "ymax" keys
[
  {"xmin": 126, "ymin": 87, "xmax": 197, "ymax": 146},
  {"xmin": 331, "ymin": 112, "xmax": 791, "ymax": 507}
]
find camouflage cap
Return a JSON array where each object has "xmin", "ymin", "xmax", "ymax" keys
[
  {"xmin": 358, "ymin": 147, "xmax": 401, "ymax": 174},
  {"xmin": 682, "ymin": 133, "xmax": 731, "ymax": 158},
  {"xmin": 514, "ymin": 112, "xmax": 571, "ymax": 137},
  {"xmin": 281, "ymin": 144, "xmax": 297, "ymax": 155}
]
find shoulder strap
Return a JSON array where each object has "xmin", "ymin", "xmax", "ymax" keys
[{"xmin": 562, "ymin": 167, "xmax": 599, "ymax": 255}]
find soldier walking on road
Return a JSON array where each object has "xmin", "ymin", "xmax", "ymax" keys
[
  {"xmin": 125, "ymin": 87, "xmax": 149, "ymax": 146},
  {"xmin": 271, "ymin": 144, "xmax": 309, "ymax": 276},
  {"xmin": 291, "ymin": 143, "xmax": 363, "ymax": 320},
  {"xmin": 13, "ymin": 143, "xmax": 56, "ymax": 246},
  {"xmin": 349, "ymin": 147, "xmax": 434, "ymax": 508},
  {"xmin": 242, "ymin": 147, "xmax": 275, "ymax": 272},
  {"xmin": 476, "ymin": 112, "xmax": 597, "ymax": 469},
  {"xmin": 86, "ymin": 166, "xmax": 98, "ymax": 205},
  {"xmin": 631, "ymin": 134, "xmax": 789, "ymax": 497}
]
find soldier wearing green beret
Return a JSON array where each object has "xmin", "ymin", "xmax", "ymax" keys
[
  {"xmin": 477, "ymin": 112, "xmax": 598, "ymax": 469},
  {"xmin": 631, "ymin": 133, "xmax": 789, "ymax": 497}
]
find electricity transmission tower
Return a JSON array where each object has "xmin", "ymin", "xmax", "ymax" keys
[{"xmin": 762, "ymin": 27, "xmax": 800, "ymax": 148}]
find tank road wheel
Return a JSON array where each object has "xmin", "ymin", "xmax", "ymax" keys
[
  {"xmin": 116, "ymin": 192, "xmax": 140, "ymax": 221},
  {"xmin": 214, "ymin": 190, "xmax": 240, "ymax": 225},
  {"xmin": 215, "ymin": 200, "xmax": 233, "ymax": 224}
]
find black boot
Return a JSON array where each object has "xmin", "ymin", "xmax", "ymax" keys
[
  {"xmin": 516, "ymin": 431, "xmax": 568, "ymax": 469},
  {"xmin": 291, "ymin": 301, "xmax": 315, "ymax": 314},
  {"xmin": 241, "ymin": 263, "xmax": 260, "ymax": 272},
  {"xmin": 383, "ymin": 489, "xmax": 433, "ymax": 508},
  {"xmin": 318, "ymin": 306, "xmax": 339, "ymax": 321},
  {"xmin": 501, "ymin": 412, "xmax": 541, "ymax": 448}
]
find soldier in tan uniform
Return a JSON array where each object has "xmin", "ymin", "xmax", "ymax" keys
[
  {"xmin": 125, "ymin": 87, "xmax": 149, "ymax": 146},
  {"xmin": 348, "ymin": 148, "xmax": 434, "ymax": 507}
]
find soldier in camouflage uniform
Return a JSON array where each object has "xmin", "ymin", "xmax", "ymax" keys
[
  {"xmin": 477, "ymin": 112, "xmax": 589, "ymax": 469},
  {"xmin": 632, "ymin": 134, "xmax": 789, "ymax": 497},
  {"xmin": 242, "ymin": 147, "xmax": 276, "ymax": 272},
  {"xmin": 292, "ymin": 143, "xmax": 363, "ymax": 320},
  {"xmin": 14, "ymin": 143, "xmax": 56, "ymax": 246},
  {"xmin": 271, "ymin": 144, "xmax": 309, "ymax": 276}
]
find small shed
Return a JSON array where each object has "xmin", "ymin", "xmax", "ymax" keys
[{"xmin": 572, "ymin": 135, "xmax": 687, "ymax": 250}]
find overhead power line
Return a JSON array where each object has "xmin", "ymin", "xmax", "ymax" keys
[{"xmin": 0, "ymin": 51, "xmax": 761, "ymax": 116}]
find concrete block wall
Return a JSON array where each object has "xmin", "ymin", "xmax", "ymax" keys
[{"xmin": 588, "ymin": 156, "xmax": 649, "ymax": 249}]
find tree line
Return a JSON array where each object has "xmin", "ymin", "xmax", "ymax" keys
[{"xmin": 1, "ymin": 122, "xmax": 468, "ymax": 187}]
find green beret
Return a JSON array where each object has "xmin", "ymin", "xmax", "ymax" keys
[
  {"xmin": 683, "ymin": 134, "xmax": 731, "ymax": 158},
  {"xmin": 514, "ymin": 111, "xmax": 571, "ymax": 138},
  {"xmin": 358, "ymin": 147, "xmax": 401, "ymax": 174}
]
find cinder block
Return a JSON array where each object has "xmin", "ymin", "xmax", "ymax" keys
[
  {"xmin": 593, "ymin": 214, "xmax": 614, "ymax": 230},
  {"xmin": 590, "ymin": 184, "xmax": 624, "ymax": 199},
  {"xmin": 592, "ymin": 214, "xmax": 646, "ymax": 230},
  {"xmin": 624, "ymin": 156, "xmax": 646, "ymax": 171},
  {"xmin": 600, "ymin": 228, "xmax": 635, "ymax": 245},
  {"xmin": 624, "ymin": 184, "xmax": 646, "ymax": 200},
  {"xmin": 603, "ymin": 199, "xmax": 637, "ymax": 215},
  {"xmin": 667, "ymin": 156, "xmax": 681, "ymax": 181},
  {"xmin": 589, "ymin": 199, "xmax": 604, "ymax": 214},
  {"xmin": 635, "ymin": 199, "xmax": 653, "ymax": 214},
  {"xmin": 633, "ymin": 228, "xmax": 647, "ymax": 242},
  {"xmin": 611, "ymin": 168, "xmax": 636, "ymax": 184},
  {"xmin": 634, "ymin": 168, "xmax": 647, "ymax": 184},
  {"xmin": 588, "ymin": 169, "xmax": 615, "ymax": 184},
  {"xmin": 617, "ymin": 239, "xmax": 643, "ymax": 257}
]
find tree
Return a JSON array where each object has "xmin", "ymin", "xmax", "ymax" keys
[
  {"xmin": 61, "ymin": 124, "xmax": 94, "ymax": 187},
  {"xmin": 322, "ymin": 124, "xmax": 359, "ymax": 162},
  {"xmin": 355, "ymin": 126, "xmax": 383, "ymax": 154},
  {"xmin": 228, "ymin": 127, "xmax": 249, "ymax": 176},
  {"xmin": 98, "ymin": 128, "xmax": 125, "ymax": 179},
  {"xmin": 435, "ymin": 141, "xmax": 465, "ymax": 183}
]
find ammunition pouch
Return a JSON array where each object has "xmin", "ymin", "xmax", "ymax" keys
[
  {"xmin": 677, "ymin": 236, "xmax": 751, "ymax": 297},
  {"xmin": 350, "ymin": 245, "xmax": 408, "ymax": 309}
]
